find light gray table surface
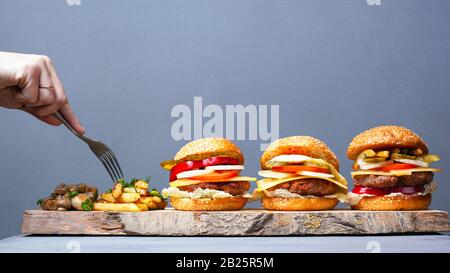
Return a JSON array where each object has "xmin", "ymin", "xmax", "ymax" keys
[{"xmin": 0, "ymin": 234, "xmax": 449, "ymax": 253}]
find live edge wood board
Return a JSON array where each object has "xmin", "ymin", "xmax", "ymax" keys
[{"xmin": 22, "ymin": 209, "xmax": 449, "ymax": 236}]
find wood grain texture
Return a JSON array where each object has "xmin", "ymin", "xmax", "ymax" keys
[{"xmin": 21, "ymin": 209, "xmax": 450, "ymax": 236}]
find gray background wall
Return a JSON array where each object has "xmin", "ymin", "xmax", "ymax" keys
[{"xmin": 0, "ymin": 0, "xmax": 449, "ymax": 239}]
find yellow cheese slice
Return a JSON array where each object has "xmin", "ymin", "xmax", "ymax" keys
[
  {"xmin": 169, "ymin": 176, "xmax": 257, "ymax": 188},
  {"xmin": 256, "ymin": 176, "xmax": 348, "ymax": 192},
  {"xmin": 350, "ymin": 170, "xmax": 392, "ymax": 176},
  {"xmin": 351, "ymin": 167, "xmax": 441, "ymax": 177},
  {"xmin": 390, "ymin": 167, "xmax": 441, "ymax": 176},
  {"xmin": 265, "ymin": 157, "xmax": 348, "ymax": 189}
]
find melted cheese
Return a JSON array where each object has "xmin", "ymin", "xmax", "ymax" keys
[
  {"xmin": 256, "ymin": 175, "xmax": 347, "ymax": 192},
  {"xmin": 351, "ymin": 167, "xmax": 441, "ymax": 177},
  {"xmin": 265, "ymin": 157, "xmax": 348, "ymax": 190},
  {"xmin": 169, "ymin": 176, "xmax": 257, "ymax": 188}
]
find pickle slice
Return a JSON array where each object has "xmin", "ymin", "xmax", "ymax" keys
[
  {"xmin": 391, "ymin": 153, "xmax": 416, "ymax": 160},
  {"xmin": 420, "ymin": 154, "xmax": 440, "ymax": 163},
  {"xmin": 376, "ymin": 151, "xmax": 390, "ymax": 158},
  {"xmin": 362, "ymin": 149, "xmax": 377, "ymax": 158},
  {"xmin": 160, "ymin": 159, "xmax": 182, "ymax": 170},
  {"xmin": 363, "ymin": 157, "xmax": 387, "ymax": 163}
]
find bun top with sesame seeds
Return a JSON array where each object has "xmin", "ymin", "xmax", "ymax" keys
[
  {"xmin": 347, "ymin": 125, "xmax": 428, "ymax": 160},
  {"xmin": 260, "ymin": 136, "xmax": 340, "ymax": 170},
  {"xmin": 173, "ymin": 137, "xmax": 244, "ymax": 164}
]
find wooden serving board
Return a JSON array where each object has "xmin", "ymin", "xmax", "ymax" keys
[{"xmin": 22, "ymin": 209, "xmax": 449, "ymax": 236}]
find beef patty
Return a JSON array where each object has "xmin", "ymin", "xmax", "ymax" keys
[
  {"xmin": 179, "ymin": 181, "xmax": 250, "ymax": 196},
  {"xmin": 353, "ymin": 172, "xmax": 433, "ymax": 188},
  {"xmin": 269, "ymin": 179, "xmax": 340, "ymax": 197}
]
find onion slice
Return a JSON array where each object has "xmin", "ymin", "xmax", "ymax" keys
[
  {"xmin": 205, "ymin": 165, "xmax": 244, "ymax": 171},
  {"xmin": 358, "ymin": 160, "xmax": 393, "ymax": 170},
  {"xmin": 176, "ymin": 169, "xmax": 215, "ymax": 179},
  {"xmin": 267, "ymin": 154, "xmax": 312, "ymax": 164},
  {"xmin": 258, "ymin": 170, "xmax": 296, "ymax": 179},
  {"xmin": 296, "ymin": 171, "xmax": 335, "ymax": 179},
  {"xmin": 394, "ymin": 158, "xmax": 428, "ymax": 167}
]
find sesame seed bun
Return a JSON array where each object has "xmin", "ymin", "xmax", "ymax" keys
[
  {"xmin": 260, "ymin": 136, "xmax": 339, "ymax": 170},
  {"xmin": 261, "ymin": 197, "xmax": 338, "ymax": 211},
  {"xmin": 351, "ymin": 194, "xmax": 431, "ymax": 211},
  {"xmin": 174, "ymin": 137, "xmax": 244, "ymax": 164},
  {"xmin": 169, "ymin": 196, "xmax": 247, "ymax": 211},
  {"xmin": 347, "ymin": 125, "xmax": 428, "ymax": 160}
]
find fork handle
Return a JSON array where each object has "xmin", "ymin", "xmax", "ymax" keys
[{"xmin": 53, "ymin": 111, "xmax": 87, "ymax": 141}]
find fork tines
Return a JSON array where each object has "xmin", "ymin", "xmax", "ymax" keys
[{"xmin": 98, "ymin": 150, "xmax": 124, "ymax": 183}]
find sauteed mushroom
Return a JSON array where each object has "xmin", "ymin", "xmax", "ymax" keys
[
  {"xmin": 76, "ymin": 183, "xmax": 87, "ymax": 193},
  {"xmin": 41, "ymin": 194, "xmax": 71, "ymax": 211},
  {"xmin": 54, "ymin": 183, "xmax": 68, "ymax": 195},
  {"xmin": 71, "ymin": 193, "xmax": 91, "ymax": 211},
  {"xmin": 84, "ymin": 185, "xmax": 98, "ymax": 200},
  {"xmin": 39, "ymin": 182, "xmax": 98, "ymax": 211}
]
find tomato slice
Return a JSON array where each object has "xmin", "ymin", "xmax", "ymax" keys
[
  {"xmin": 169, "ymin": 161, "xmax": 202, "ymax": 181},
  {"xmin": 377, "ymin": 163, "xmax": 418, "ymax": 172},
  {"xmin": 169, "ymin": 157, "xmax": 240, "ymax": 181},
  {"xmin": 352, "ymin": 185, "xmax": 424, "ymax": 196},
  {"xmin": 189, "ymin": 170, "xmax": 240, "ymax": 181},
  {"xmin": 272, "ymin": 165, "xmax": 330, "ymax": 174},
  {"xmin": 352, "ymin": 185, "xmax": 388, "ymax": 196}
]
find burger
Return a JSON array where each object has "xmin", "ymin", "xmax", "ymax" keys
[
  {"xmin": 160, "ymin": 137, "xmax": 256, "ymax": 211},
  {"xmin": 256, "ymin": 136, "xmax": 348, "ymax": 211},
  {"xmin": 347, "ymin": 125, "xmax": 441, "ymax": 210}
]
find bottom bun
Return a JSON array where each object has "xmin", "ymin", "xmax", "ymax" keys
[
  {"xmin": 261, "ymin": 197, "xmax": 338, "ymax": 211},
  {"xmin": 170, "ymin": 196, "xmax": 247, "ymax": 211},
  {"xmin": 351, "ymin": 194, "xmax": 431, "ymax": 211}
]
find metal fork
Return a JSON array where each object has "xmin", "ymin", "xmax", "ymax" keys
[{"xmin": 53, "ymin": 111, "xmax": 124, "ymax": 183}]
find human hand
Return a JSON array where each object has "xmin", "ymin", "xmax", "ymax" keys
[{"xmin": 0, "ymin": 52, "xmax": 84, "ymax": 134}]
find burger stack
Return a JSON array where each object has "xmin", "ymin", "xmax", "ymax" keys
[
  {"xmin": 346, "ymin": 125, "xmax": 440, "ymax": 210},
  {"xmin": 160, "ymin": 125, "xmax": 440, "ymax": 211}
]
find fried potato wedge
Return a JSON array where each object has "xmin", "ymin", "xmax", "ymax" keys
[
  {"xmin": 151, "ymin": 196, "xmax": 162, "ymax": 203},
  {"xmin": 117, "ymin": 193, "xmax": 140, "ymax": 203},
  {"xmin": 136, "ymin": 188, "xmax": 147, "ymax": 196},
  {"xmin": 100, "ymin": 193, "xmax": 116, "ymax": 203},
  {"xmin": 93, "ymin": 202, "xmax": 140, "ymax": 212},
  {"xmin": 134, "ymin": 180, "xmax": 149, "ymax": 189},
  {"xmin": 139, "ymin": 197, "xmax": 153, "ymax": 204},
  {"xmin": 123, "ymin": 187, "xmax": 137, "ymax": 193},
  {"xmin": 135, "ymin": 203, "xmax": 149, "ymax": 211},
  {"xmin": 112, "ymin": 183, "xmax": 123, "ymax": 199}
]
